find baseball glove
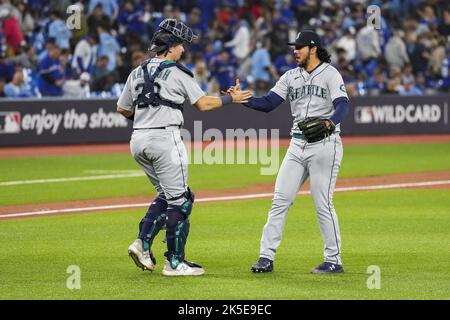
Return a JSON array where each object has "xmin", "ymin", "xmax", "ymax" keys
[{"xmin": 298, "ymin": 117, "xmax": 335, "ymax": 143}]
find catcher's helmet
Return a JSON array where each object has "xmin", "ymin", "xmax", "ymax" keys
[{"xmin": 149, "ymin": 18, "xmax": 198, "ymax": 53}]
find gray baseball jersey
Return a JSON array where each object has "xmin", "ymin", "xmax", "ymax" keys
[
  {"xmin": 118, "ymin": 58, "xmax": 205, "ymax": 205},
  {"xmin": 117, "ymin": 57, "xmax": 205, "ymax": 129},
  {"xmin": 270, "ymin": 62, "xmax": 348, "ymax": 135},
  {"xmin": 258, "ymin": 62, "xmax": 348, "ymax": 266}
]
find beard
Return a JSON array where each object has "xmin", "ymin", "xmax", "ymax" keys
[
  {"xmin": 298, "ymin": 49, "xmax": 311, "ymax": 69},
  {"xmin": 298, "ymin": 52, "xmax": 310, "ymax": 68}
]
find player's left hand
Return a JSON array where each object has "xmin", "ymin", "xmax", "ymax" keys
[{"xmin": 298, "ymin": 117, "xmax": 336, "ymax": 143}]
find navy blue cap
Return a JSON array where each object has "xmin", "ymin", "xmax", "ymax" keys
[{"xmin": 287, "ymin": 30, "xmax": 322, "ymax": 48}]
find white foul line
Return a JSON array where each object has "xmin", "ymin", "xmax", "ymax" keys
[
  {"xmin": 1, "ymin": 180, "xmax": 449, "ymax": 219},
  {"xmin": 0, "ymin": 173, "xmax": 146, "ymax": 186}
]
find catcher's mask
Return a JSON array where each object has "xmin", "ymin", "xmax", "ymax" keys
[{"xmin": 149, "ymin": 18, "xmax": 198, "ymax": 55}]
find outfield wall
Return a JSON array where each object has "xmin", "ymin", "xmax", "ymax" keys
[{"xmin": 0, "ymin": 95, "xmax": 448, "ymax": 146}]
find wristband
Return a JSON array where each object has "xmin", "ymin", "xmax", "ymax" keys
[
  {"xmin": 126, "ymin": 113, "xmax": 135, "ymax": 121},
  {"xmin": 220, "ymin": 95, "xmax": 233, "ymax": 106}
]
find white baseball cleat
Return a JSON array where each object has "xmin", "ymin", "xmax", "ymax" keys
[
  {"xmin": 162, "ymin": 260, "xmax": 205, "ymax": 276},
  {"xmin": 128, "ymin": 239, "xmax": 155, "ymax": 271}
]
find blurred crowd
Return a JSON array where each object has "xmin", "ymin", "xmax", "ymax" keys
[{"xmin": 0, "ymin": 0, "xmax": 448, "ymax": 99}]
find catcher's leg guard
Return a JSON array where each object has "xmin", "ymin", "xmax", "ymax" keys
[
  {"xmin": 165, "ymin": 188, "xmax": 195, "ymax": 269},
  {"xmin": 138, "ymin": 194, "xmax": 168, "ymax": 249}
]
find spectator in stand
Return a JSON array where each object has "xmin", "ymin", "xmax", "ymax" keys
[
  {"xmin": 63, "ymin": 72, "xmax": 91, "ymax": 98},
  {"xmin": 88, "ymin": 0, "xmax": 119, "ymax": 20},
  {"xmin": 356, "ymin": 23, "xmax": 381, "ymax": 66},
  {"xmin": 207, "ymin": 13, "xmax": 227, "ymax": 42},
  {"xmin": 130, "ymin": 50, "xmax": 145, "ymax": 69},
  {"xmin": 0, "ymin": 7, "xmax": 25, "ymax": 55},
  {"xmin": 192, "ymin": 54, "xmax": 209, "ymax": 92},
  {"xmin": 152, "ymin": 4, "xmax": 176, "ymax": 31},
  {"xmin": 399, "ymin": 80, "xmax": 423, "ymax": 96},
  {"xmin": 38, "ymin": 43, "xmax": 63, "ymax": 96},
  {"xmin": 439, "ymin": 52, "xmax": 449, "ymax": 92},
  {"xmin": 366, "ymin": 67, "xmax": 387, "ymax": 95},
  {"xmin": 0, "ymin": 29, "xmax": 4, "ymax": 54},
  {"xmin": 334, "ymin": 47, "xmax": 355, "ymax": 83},
  {"xmin": 0, "ymin": 51, "xmax": 14, "ymax": 82},
  {"xmin": 48, "ymin": 10, "xmax": 72, "ymax": 50},
  {"xmin": 59, "ymin": 49, "xmax": 73, "ymax": 81},
  {"xmin": 225, "ymin": 19, "xmax": 251, "ymax": 63},
  {"xmin": 198, "ymin": 0, "xmax": 219, "ymax": 26},
  {"xmin": 292, "ymin": 0, "xmax": 319, "ymax": 29},
  {"xmin": 401, "ymin": 64, "xmax": 416, "ymax": 85},
  {"xmin": 87, "ymin": 3, "xmax": 111, "ymax": 33},
  {"xmin": 4, "ymin": 70, "xmax": 33, "ymax": 98},
  {"xmin": 38, "ymin": 38, "xmax": 56, "ymax": 62},
  {"xmin": 186, "ymin": 7, "xmax": 208, "ymax": 53},
  {"xmin": 97, "ymin": 25, "xmax": 120, "ymax": 72},
  {"xmin": 428, "ymin": 36, "xmax": 447, "ymax": 78},
  {"xmin": 12, "ymin": 44, "xmax": 38, "ymax": 70},
  {"xmin": 16, "ymin": 1, "xmax": 35, "ymax": 36},
  {"xmin": 0, "ymin": 1, "xmax": 20, "ymax": 21},
  {"xmin": 279, "ymin": 0, "xmax": 294, "ymax": 21},
  {"xmin": 72, "ymin": 33, "xmax": 99, "ymax": 76},
  {"xmin": 269, "ymin": 15, "xmax": 290, "ymax": 61},
  {"xmin": 92, "ymin": 55, "xmax": 109, "ymax": 82},
  {"xmin": 92, "ymin": 55, "xmax": 110, "ymax": 91},
  {"xmin": 0, "ymin": 77, "xmax": 5, "ymax": 97},
  {"xmin": 118, "ymin": 1, "xmax": 147, "ymax": 43},
  {"xmin": 417, "ymin": 3, "xmax": 439, "ymax": 35},
  {"xmin": 237, "ymin": 0, "xmax": 262, "ymax": 22},
  {"xmin": 274, "ymin": 50, "xmax": 297, "ymax": 78},
  {"xmin": 251, "ymin": 39, "xmax": 277, "ymax": 93},
  {"xmin": 385, "ymin": 30, "xmax": 410, "ymax": 68},
  {"xmin": 210, "ymin": 49, "xmax": 236, "ymax": 93},
  {"xmin": 383, "ymin": 76, "xmax": 403, "ymax": 94},
  {"xmin": 0, "ymin": 0, "xmax": 448, "ymax": 99},
  {"xmin": 406, "ymin": 32, "xmax": 431, "ymax": 74},
  {"xmin": 438, "ymin": 6, "xmax": 450, "ymax": 37},
  {"xmin": 94, "ymin": 70, "xmax": 119, "ymax": 95},
  {"xmin": 216, "ymin": 3, "xmax": 234, "ymax": 26},
  {"xmin": 335, "ymin": 26, "xmax": 356, "ymax": 63},
  {"xmin": 415, "ymin": 71, "xmax": 436, "ymax": 94},
  {"xmin": 342, "ymin": 2, "xmax": 365, "ymax": 30},
  {"xmin": 49, "ymin": 0, "xmax": 71, "ymax": 14}
]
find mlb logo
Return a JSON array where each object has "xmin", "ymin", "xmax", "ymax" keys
[
  {"xmin": 0, "ymin": 112, "xmax": 21, "ymax": 134},
  {"xmin": 355, "ymin": 107, "xmax": 373, "ymax": 124}
]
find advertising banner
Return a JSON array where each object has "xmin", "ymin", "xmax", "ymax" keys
[{"xmin": 0, "ymin": 95, "xmax": 448, "ymax": 146}]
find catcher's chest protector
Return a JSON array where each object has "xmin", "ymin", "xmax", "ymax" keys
[{"xmin": 134, "ymin": 60, "xmax": 194, "ymax": 111}]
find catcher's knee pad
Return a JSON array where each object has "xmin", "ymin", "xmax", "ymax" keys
[
  {"xmin": 139, "ymin": 194, "xmax": 168, "ymax": 247},
  {"xmin": 165, "ymin": 188, "xmax": 194, "ymax": 268}
]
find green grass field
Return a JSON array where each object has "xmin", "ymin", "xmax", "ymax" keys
[
  {"xmin": 1, "ymin": 143, "xmax": 449, "ymax": 206},
  {"xmin": 1, "ymin": 142, "xmax": 449, "ymax": 300}
]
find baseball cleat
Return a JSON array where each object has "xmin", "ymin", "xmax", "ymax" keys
[
  {"xmin": 162, "ymin": 260, "xmax": 205, "ymax": 276},
  {"xmin": 310, "ymin": 262, "xmax": 344, "ymax": 274},
  {"xmin": 251, "ymin": 257, "xmax": 274, "ymax": 273},
  {"xmin": 128, "ymin": 239, "xmax": 156, "ymax": 271}
]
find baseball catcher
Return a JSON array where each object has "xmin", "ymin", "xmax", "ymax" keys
[{"xmin": 117, "ymin": 19, "xmax": 252, "ymax": 276}]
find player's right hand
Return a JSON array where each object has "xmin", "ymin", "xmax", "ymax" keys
[
  {"xmin": 221, "ymin": 78, "xmax": 242, "ymax": 95},
  {"xmin": 230, "ymin": 88, "xmax": 252, "ymax": 104}
]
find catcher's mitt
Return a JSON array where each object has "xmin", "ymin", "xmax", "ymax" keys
[{"xmin": 298, "ymin": 117, "xmax": 335, "ymax": 143}]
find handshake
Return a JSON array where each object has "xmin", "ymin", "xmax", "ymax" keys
[{"xmin": 221, "ymin": 79, "xmax": 253, "ymax": 104}]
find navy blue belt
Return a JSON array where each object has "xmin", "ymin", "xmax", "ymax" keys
[{"xmin": 134, "ymin": 125, "xmax": 181, "ymax": 130}]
